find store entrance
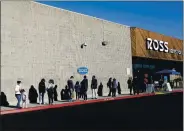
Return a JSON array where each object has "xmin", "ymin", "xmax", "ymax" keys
[
  {"xmin": 132, "ymin": 57, "xmax": 183, "ymax": 81},
  {"xmin": 133, "ymin": 66, "xmax": 155, "ymax": 81}
]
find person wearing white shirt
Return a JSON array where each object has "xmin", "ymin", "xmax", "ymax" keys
[{"xmin": 15, "ymin": 81, "xmax": 22, "ymax": 108}]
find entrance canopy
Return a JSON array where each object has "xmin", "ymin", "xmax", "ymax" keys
[{"xmin": 156, "ymin": 69, "xmax": 181, "ymax": 75}]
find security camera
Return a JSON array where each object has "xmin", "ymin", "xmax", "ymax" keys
[{"xmin": 102, "ymin": 41, "xmax": 108, "ymax": 46}]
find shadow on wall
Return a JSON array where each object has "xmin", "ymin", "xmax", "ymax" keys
[{"xmin": 1, "ymin": 92, "xmax": 183, "ymax": 131}]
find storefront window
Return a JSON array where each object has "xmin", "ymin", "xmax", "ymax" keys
[{"xmin": 133, "ymin": 64, "xmax": 155, "ymax": 69}]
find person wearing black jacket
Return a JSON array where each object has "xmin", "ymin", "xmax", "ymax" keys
[
  {"xmin": 117, "ymin": 82, "xmax": 121, "ymax": 95},
  {"xmin": 133, "ymin": 76, "xmax": 139, "ymax": 95},
  {"xmin": 64, "ymin": 85, "xmax": 71, "ymax": 101},
  {"xmin": 0, "ymin": 92, "xmax": 9, "ymax": 106},
  {"xmin": 67, "ymin": 76, "xmax": 74, "ymax": 91},
  {"xmin": 91, "ymin": 75, "xmax": 98, "ymax": 99},
  {"xmin": 60, "ymin": 88, "xmax": 65, "ymax": 100},
  {"xmin": 98, "ymin": 82, "xmax": 103, "ymax": 96},
  {"xmin": 81, "ymin": 75, "xmax": 88, "ymax": 100},
  {"xmin": 107, "ymin": 78, "xmax": 112, "ymax": 96},
  {"xmin": 53, "ymin": 85, "xmax": 58, "ymax": 101},
  {"xmin": 38, "ymin": 79, "xmax": 46, "ymax": 104},
  {"xmin": 127, "ymin": 77, "xmax": 133, "ymax": 95},
  {"xmin": 28, "ymin": 85, "xmax": 38, "ymax": 103},
  {"xmin": 67, "ymin": 76, "xmax": 74, "ymax": 100},
  {"xmin": 74, "ymin": 81, "xmax": 81, "ymax": 100}
]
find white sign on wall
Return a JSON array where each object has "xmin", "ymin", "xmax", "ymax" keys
[
  {"xmin": 126, "ymin": 68, "xmax": 131, "ymax": 75},
  {"xmin": 146, "ymin": 38, "xmax": 182, "ymax": 55}
]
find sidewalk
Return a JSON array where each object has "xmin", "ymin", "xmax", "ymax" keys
[
  {"xmin": 0, "ymin": 94, "xmax": 130, "ymax": 111},
  {"xmin": 1, "ymin": 88, "xmax": 182, "ymax": 112}
]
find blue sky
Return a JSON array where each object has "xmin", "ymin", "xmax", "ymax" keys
[{"xmin": 38, "ymin": 1, "xmax": 183, "ymax": 40}]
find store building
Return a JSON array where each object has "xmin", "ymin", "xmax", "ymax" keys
[
  {"xmin": 1, "ymin": 1, "xmax": 183, "ymax": 104},
  {"xmin": 130, "ymin": 27, "xmax": 183, "ymax": 81},
  {"xmin": 1, "ymin": 1, "xmax": 132, "ymax": 104}
]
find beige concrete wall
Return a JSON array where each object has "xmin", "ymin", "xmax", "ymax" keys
[{"xmin": 1, "ymin": 1, "xmax": 132, "ymax": 104}]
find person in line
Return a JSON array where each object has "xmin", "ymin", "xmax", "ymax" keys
[
  {"xmin": 127, "ymin": 77, "xmax": 133, "ymax": 95},
  {"xmin": 107, "ymin": 78, "xmax": 112, "ymax": 96},
  {"xmin": 47, "ymin": 79, "xmax": 54, "ymax": 105},
  {"xmin": 79, "ymin": 83, "xmax": 84, "ymax": 99},
  {"xmin": 53, "ymin": 85, "xmax": 58, "ymax": 101},
  {"xmin": 133, "ymin": 76, "xmax": 139, "ymax": 95},
  {"xmin": 112, "ymin": 78, "xmax": 118, "ymax": 97},
  {"xmin": 143, "ymin": 75, "xmax": 148, "ymax": 93},
  {"xmin": 28, "ymin": 85, "xmax": 38, "ymax": 103},
  {"xmin": 67, "ymin": 76, "xmax": 74, "ymax": 101},
  {"xmin": 21, "ymin": 89, "xmax": 27, "ymax": 108},
  {"xmin": 15, "ymin": 81, "xmax": 22, "ymax": 108},
  {"xmin": 159, "ymin": 78, "xmax": 164, "ymax": 90},
  {"xmin": 64, "ymin": 85, "xmax": 72, "ymax": 101},
  {"xmin": 74, "ymin": 81, "xmax": 80, "ymax": 100},
  {"xmin": 38, "ymin": 79, "xmax": 46, "ymax": 105},
  {"xmin": 91, "ymin": 75, "xmax": 98, "ymax": 99},
  {"xmin": 0, "ymin": 92, "xmax": 9, "ymax": 106},
  {"xmin": 97, "ymin": 82, "xmax": 103, "ymax": 96},
  {"xmin": 60, "ymin": 88, "xmax": 65, "ymax": 100},
  {"xmin": 81, "ymin": 75, "xmax": 88, "ymax": 100},
  {"xmin": 117, "ymin": 82, "xmax": 121, "ymax": 95},
  {"xmin": 147, "ymin": 76, "xmax": 155, "ymax": 93}
]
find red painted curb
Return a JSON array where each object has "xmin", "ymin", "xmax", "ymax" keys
[{"xmin": 1, "ymin": 90, "xmax": 182, "ymax": 115}]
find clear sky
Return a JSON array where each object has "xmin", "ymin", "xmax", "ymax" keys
[{"xmin": 38, "ymin": 1, "xmax": 183, "ymax": 40}]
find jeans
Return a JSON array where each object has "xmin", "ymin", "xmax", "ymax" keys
[
  {"xmin": 112, "ymin": 88, "xmax": 116, "ymax": 97},
  {"xmin": 92, "ymin": 89, "xmax": 97, "ymax": 98},
  {"xmin": 15, "ymin": 94, "xmax": 21, "ymax": 108},
  {"xmin": 39, "ymin": 92, "xmax": 45, "ymax": 104}
]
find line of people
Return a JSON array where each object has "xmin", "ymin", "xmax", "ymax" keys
[
  {"xmin": 61, "ymin": 75, "xmax": 103, "ymax": 101},
  {"xmin": 107, "ymin": 78, "xmax": 121, "ymax": 97},
  {"xmin": 127, "ymin": 75, "xmax": 156, "ymax": 95},
  {"xmin": 14, "ymin": 75, "xmax": 122, "ymax": 108}
]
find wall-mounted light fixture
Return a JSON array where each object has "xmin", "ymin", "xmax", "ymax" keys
[
  {"xmin": 102, "ymin": 41, "xmax": 108, "ymax": 46},
  {"xmin": 81, "ymin": 42, "xmax": 87, "ymax": 48}
]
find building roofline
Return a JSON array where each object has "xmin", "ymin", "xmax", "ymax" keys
[
  {"xmin": 34, "ymin": 1, "xmax": 130, "ymax": 28},
  {"xmin": 34, "ymin": 1, "xmax": 182, "ymax": 41},
  {"xmin": 131, "ymin": 27, "xmax": 183, "ymax": 41}
]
